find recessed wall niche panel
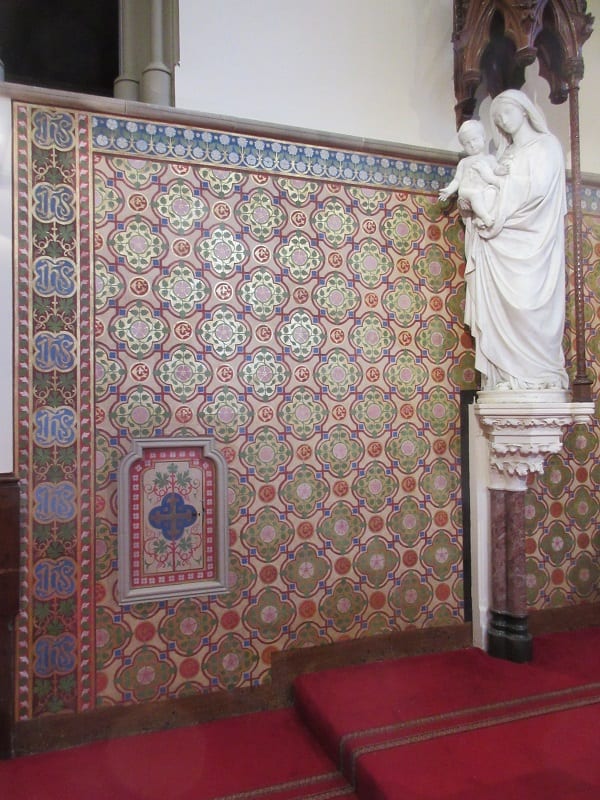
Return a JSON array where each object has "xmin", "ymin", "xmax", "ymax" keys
[{"xmin": 118, "ymin": 438, "xmax": 229, "ymax": 603}]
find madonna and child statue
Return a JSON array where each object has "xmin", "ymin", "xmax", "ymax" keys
[{"xmin": 440, "ymin": 89, "xmax": 569, "ymax": 397}]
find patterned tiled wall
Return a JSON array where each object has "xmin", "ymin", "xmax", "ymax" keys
[{"xmin": 15, "ymin": 103, "xmax": 599, "ymax": 720}]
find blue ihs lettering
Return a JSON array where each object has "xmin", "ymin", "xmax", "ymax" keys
[
  {"xmin": 34, "ymin": 407, "xmax": 77, "ymax": 447},
  {"xmin": 33, "ymin": 332, "xmax": 76, "ymax": 372},
  {"xmin": 33, "ymin": 257, "xmax": 76, "ymax": 298},
  {"xmin": 34, "ymin": 558, "xmax": 76, "ymax": 600},
  {"xmin": 32, "ymin": 183, "xmax": 75, "ymax": 224},
  {"xmin": 32, "ymin": 110, "xmax": 75, "ymax": 150},
  {"xmin": 34, "ymin": 634, "xmax": 76, "ymax": 677},
  {"xmin": 33, "ymin": 482, "xmax": 77, "ymax": 524}
]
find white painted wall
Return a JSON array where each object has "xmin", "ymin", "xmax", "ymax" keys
[
  {"xmin": 469, "ymin": 405, "xmax": 491, "ymax": 650},
  {"xmin": 578, "ymin": 0, "xmax": 600, "ymax": 176},
  {"xmin": 176, "ymin": 0, "xmax": 600, "ymax": 175},
  {"xmin": 176, "ymin": 0, "xmax": 457, "ymax": 150}
]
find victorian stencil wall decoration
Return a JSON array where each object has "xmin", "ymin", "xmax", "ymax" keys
[{"xmin": 14, "ymin": 99, "xmax": 600, "ymax": 721}]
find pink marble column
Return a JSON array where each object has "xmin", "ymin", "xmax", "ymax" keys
[
  {"xmin": 506, "ymin": 491, "xmax": 527, "ymax": 618},
  {"xmin": 487, "ymin": 488, "xmax": 532, "ymax": 662},
  {"xmin": 490, "ymin": 489, "xmax": 507, "ymax": 612}
]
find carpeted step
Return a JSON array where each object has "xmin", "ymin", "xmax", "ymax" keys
[
  {"xmin": 1, "ymin": 708, "xmax": 360, "ymax": 800},
  {"xmin": 293, "ymin": 628, "xmax": 600, "ymax": 799},
  {"xmin": 354, "ymin": 699, "xmax": 600, "ymax": 800}
]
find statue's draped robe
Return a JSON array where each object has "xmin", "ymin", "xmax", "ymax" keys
[{"xmin": 464, "ymin": 133, "xmax": 568, "ymax": 390}]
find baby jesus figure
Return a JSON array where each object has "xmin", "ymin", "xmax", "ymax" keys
[{"xmin": 439, "ymin": 119, "xmax": 507, "ymax": 229}]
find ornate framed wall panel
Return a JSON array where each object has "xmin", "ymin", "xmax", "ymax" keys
[{"xmin": 118, "ymin": 437, "xmax": 228, "ymax": 603}]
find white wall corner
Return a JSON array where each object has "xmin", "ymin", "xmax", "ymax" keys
[{"xmin": 468, "ymin": 403, "xmax": 491, "ymax": 650}]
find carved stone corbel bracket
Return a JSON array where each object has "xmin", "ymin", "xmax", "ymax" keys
[{"xmin": 475, "ymin": 392, "xmax": 595, "ymax": 490}]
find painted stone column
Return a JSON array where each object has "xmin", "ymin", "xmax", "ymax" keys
[
  {"xmin": 475, "ymin": 391, "xmax": 594, "ymax": 663},
  {"xmin": 114, "ymin": 0, "xmax": 179, "ymax": 106},
  {"xmin": 114, "ymin": 0, "xmax": 141, "ymax": 100},
  {"xmin": 140, "ymin": 0, "xmax": 172, "ymax": 106}
]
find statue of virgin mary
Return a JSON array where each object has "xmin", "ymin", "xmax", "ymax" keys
[{"xmin": 462, "ymin": 89, "xmax": 569, "ymax": 393}]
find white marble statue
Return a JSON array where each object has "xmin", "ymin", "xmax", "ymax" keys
[
  {"xmin": 459, "ymin": 89, "xmax": 569, "ymax": 392},
  {"xmin": 439, "ymin": 119, "xmax": 507, "ymax": 229}
]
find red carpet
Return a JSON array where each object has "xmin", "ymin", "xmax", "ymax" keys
[
  {"xmin": 355, "ymin": 700, "xmax": 599, "ymax": 800},
  {"xmin": 1, "ymin": 708, "xmax": 358, "ymax": 800},
  {"xmin": 294, "ymin": 628, "xmax": 600, "ymax": 799},
  {"xmin": 2, "ymin": 629, "xmax": 598, "ymax": 799}
]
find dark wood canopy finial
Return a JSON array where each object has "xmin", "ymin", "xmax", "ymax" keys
[{"xmin": 453, "ymin": 1, "xmax": 593, "ymax": 126}]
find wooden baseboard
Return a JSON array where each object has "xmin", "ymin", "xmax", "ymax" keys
[
  {"xmin": 529, "ymin": 601, "xmax": 600, "ymax": 635},
  {"xmin": 0, "ymin": 474, "xmax": 20, "ymax": 760},
  {"xmin": 271, "ymin": 621, "xmax": 473, "ymax": 703},
  {"xmin": 13, "ymin": 622, "xmax": 471, "ymax": 757},
  {"xmin": 13, "ymin": 682, "xmax": 276, "ymax": 757}
]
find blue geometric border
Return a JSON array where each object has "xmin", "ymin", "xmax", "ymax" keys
[
  {"xmin": 92, "ymin": 114, "xmax": 600, "ymax": 212},
  {"xmin": 581, "ymin": 185, "xmax": 600, "ymax": 214},
  {"xmin": 91, "ymin": 114, "xmax": 455, "ymax": 193}
]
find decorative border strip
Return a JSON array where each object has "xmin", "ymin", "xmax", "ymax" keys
[
  {"xmin": 15, "ymin": 99, "xmax": 32, "ymax": 722},
  {"xmin": 209, "ymin": 771, "xmax": 354, "ymax": 800},
  {"xmin": 581, "ymin": 184, "xmax": 600, "ymax": 213},
  {"xmin": 75, "ymin": 110, "xmax": 95, "ymax": 712},
  {"xmin": 90, "ymin": 113, "xmax": 600, "ymax": 211},
  {"xmin": 15, "ymin": 105, "xmax": 94, "ymax": 719},
  {"xmin": 91, "ymin": 114, "xmax": 455, "ymax": 192}
]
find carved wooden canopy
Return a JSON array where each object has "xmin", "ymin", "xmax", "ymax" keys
[{"xmin": 453, "ymin": 0, "xmax": 594, "ymax": 125}]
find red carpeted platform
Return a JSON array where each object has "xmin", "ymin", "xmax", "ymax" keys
[
  {"xmin": 2, "ymin": 629, "xmax": 598, "ymax": 799},
  {"xmin": 293, "ymin": 627, "xmax": 600, "ymax": 799},
  {"xmin": 1, "ymin": 708, "xmax": 359, "ymax": 800}
]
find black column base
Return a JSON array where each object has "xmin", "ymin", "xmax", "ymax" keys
[{"xmin": 487, "ymin": 610, "xmax": 533, "ymax": 663}]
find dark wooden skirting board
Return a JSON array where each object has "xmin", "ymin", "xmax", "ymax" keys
[
  {"xmin": 528, "ymin": 602, "xmax": 600, "ymax": 634},
  {"xmin": 11, "ymin": 606, "xmax": 600, "ymax": 757},
  {"xmin": 14, "ymin": 682, "xmax": 277, "ymax": 757},
  {"xmin": 270, "ymin": 621, "xmax": 473, "ymax": 701},
  {"xmin": 14, "ymin": 623, "xmax": 471, "ymax": 756},
  {"xmin": 0, "ymin": 474, "xmax": 20, "ymax": 760}
]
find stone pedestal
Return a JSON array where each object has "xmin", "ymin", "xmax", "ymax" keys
[{"xmin": 475, "ymin": 391, "xmax": 594, "ymax": 663}]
